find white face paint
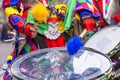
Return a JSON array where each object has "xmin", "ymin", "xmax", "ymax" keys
[
  {"xmin": 44, "ymin": 22, "xmax": 61, "ymax": 40},
  {"xmin": 48, "ymin": 22, "xmax": 59, "ymax": 35}
]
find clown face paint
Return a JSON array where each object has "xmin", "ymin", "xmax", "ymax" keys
[{"xmin": 44, "ymin": 22, "xmax": 61, "ymax": 40}]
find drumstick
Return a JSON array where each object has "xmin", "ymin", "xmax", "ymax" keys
[
  {"xmin": 67, "ymin": 29, "xmax": 87, "ymax": 56},
  {"xmin": 79, "ymin": 29, "xmax": 88, "ymax": 38}
]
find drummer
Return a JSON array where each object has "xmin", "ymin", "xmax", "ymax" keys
[{"xmin": 66, "ymin": 0, "xmax": 106, "ymax": 55}]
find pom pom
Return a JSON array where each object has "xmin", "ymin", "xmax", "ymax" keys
[
  {"xmin": 7, "ymin": 60, "xmax": 12, "ymax": 64},
  {"xmin": 67, "ymin": 36, "xmax": 84, "ymax": 56},
  {"xmin": 30, "ymin": 3, "xmax": 49, "ymax": 23},
  {"xmin": 7, "ymin": 55, "xmax": 13, "ymax": 60}
]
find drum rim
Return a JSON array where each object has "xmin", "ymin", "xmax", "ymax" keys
[
  {"xmin": 85, "ymin": 25, "xmax": 120, "ymax": 54},
  {"xmin": 84, "ymin": 47, "xmax": 113, "ymax": 79},
  {"xmin": 9, "ymin": 47, "xmax": 113, "ymax": 80}
]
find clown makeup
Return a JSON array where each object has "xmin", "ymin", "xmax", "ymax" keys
[{"xmin": 44, "ymin": 22, "xmax": 61, "ymax": 40}]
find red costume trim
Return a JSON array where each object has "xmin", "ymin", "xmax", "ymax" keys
[
  {"xmin": 45, "ymin": 35, "xmax": 65, "ymax": 48},
  {"xmin": 92, "ymin": 0, "xmax": 103, "ymax": 15},
  {"xmin": 47, "ymin": 18, "xmax": 60, "ymax": 23}
]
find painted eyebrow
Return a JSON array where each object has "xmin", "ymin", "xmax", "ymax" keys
[
  {"xmin": 55, "ymin": 22, "xmax": 59, "ymax": 26},
  {"xmin": 48, "ymin": 23, "xmax": 54, "ymax": 28},
  {"xmin": 48, "ymin": 22, "xmax": 59, "ymax": 28}
]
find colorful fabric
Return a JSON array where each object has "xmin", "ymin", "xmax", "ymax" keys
[
  {"xmin": 26, "ymin": 12, "xmax": 34, "ymax": 24},
  {"xmin": 74, "ymin": 1, "xmax": 100, "ymax": 19},
  {"xmin": 39, "ymin": 0, "xmax": 53, "ymax": 5},
  {"xmin": 3, "ymin": 71, "xmax": 13, "ymax": 80},
  {"xmin": 104, "ymin": 0, "xmax": 110, "ymax": 15},
  {"xmin": 21, "ymin": 39, "xmax": 38, "ymax": 54},
  {"xmin": 26, "ymin": 12, "xmax": 48, "ymax": 35},
  {"xmin": 37, "ymin": 23, "xmax": 48, "ymax": 34},
  {"xmin": 7, "ymin": 49, "xmax": 16, "ymax": 64},
  {"xmin": 4, "ymin": 7, "xmax": 20, "ymax": 17},
  {"xmin": 22, "ymin": 5, "xmax": 31, "ymax": 19},
  {"xmin": 45, "ymin": 35, "xmax": 65, "ymax": 48},
  {"xmin": 92, "ymin": 0, "xmax": 103, "ymax": 15},
  {"xmin": 9, "ymin": 14, "xmax": 25, "ymax": 33},
  {"xmin": 2, "ymin": 0, "xmax": 21, "ymax": 8}
]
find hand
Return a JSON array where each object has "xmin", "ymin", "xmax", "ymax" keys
[{"xmin": 24, "ymin": 24, "xmax": 38, "ymax": 38}]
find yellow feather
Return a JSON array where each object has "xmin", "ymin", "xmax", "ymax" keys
[{"xmin": 30, "ymin": 3, "xmax": 49, "ymax": 23}]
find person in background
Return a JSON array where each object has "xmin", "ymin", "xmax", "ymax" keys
[{"xmin": 1, "ymin": 23, "xmax": 13, "ymax": 42}]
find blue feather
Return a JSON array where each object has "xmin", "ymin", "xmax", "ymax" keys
[{"xmin": 67, "ymin": 36, "xmax": 84, "ymax": 56}]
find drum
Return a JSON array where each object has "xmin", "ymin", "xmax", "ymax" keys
[
  {"xmin": 9, "ymin": 48, "xmax": 112, "ymax": 80},
  {"xmin": 85, "ymin": 26, "xmax": 120, "ymax": 56},
  {"xmin": 84, "ymin": 26, "xmax": 120, "ymax": 78}
]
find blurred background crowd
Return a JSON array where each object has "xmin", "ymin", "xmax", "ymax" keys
[{"xmin": 0, "ymin": 1, "xmax": 14, "ymax": 42}]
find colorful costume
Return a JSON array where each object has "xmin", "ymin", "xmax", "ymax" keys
[
  {"xmin": 21, "ymin": 3, "xmax": 67, "ymax": 51},
  {"xmin": 2, "ymin": 1, "xmax": 70, "ymax": 79},
  {"xmin": 66, "ymin": 0, "xmax": 102, "ymax": 55}
]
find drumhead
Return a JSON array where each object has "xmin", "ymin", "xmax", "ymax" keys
[
  {"xmin": 9, "ymin": 48, "xmax": 112, "ymax": 80},
  {"xmin": 85, "ymin": 26, "xmax": 120, "ymax": 54},
  {"xmin": 73, "ymin": 50, "xmax": 112, "ymax": 80}
]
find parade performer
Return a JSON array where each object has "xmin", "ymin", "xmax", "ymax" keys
[
  {"xmin": 64, "ymin": 0, "xmax": 101, "ymax": 42},
  {"xmin": 2, "ymin": 0, "xmax": 39, "ymax": 79},
  {"xmin": 67, "ymin": 0, "xmax": 120, "ymax": 58},
  {"xmin": 2, "ymin": 0, "xmax": 70, "ymax": 79}
]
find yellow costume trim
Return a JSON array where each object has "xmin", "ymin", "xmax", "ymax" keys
[
  {"xmin": 58, "ymin": 20, "xmax": 64, "ymax": 32},
  {"xmin": 74, "ymin": 13, "xmax": 80, "ymax": 20},
  {"xmin": 5, "ymin": 7, "xmax": 22, "ymax": 16}
]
